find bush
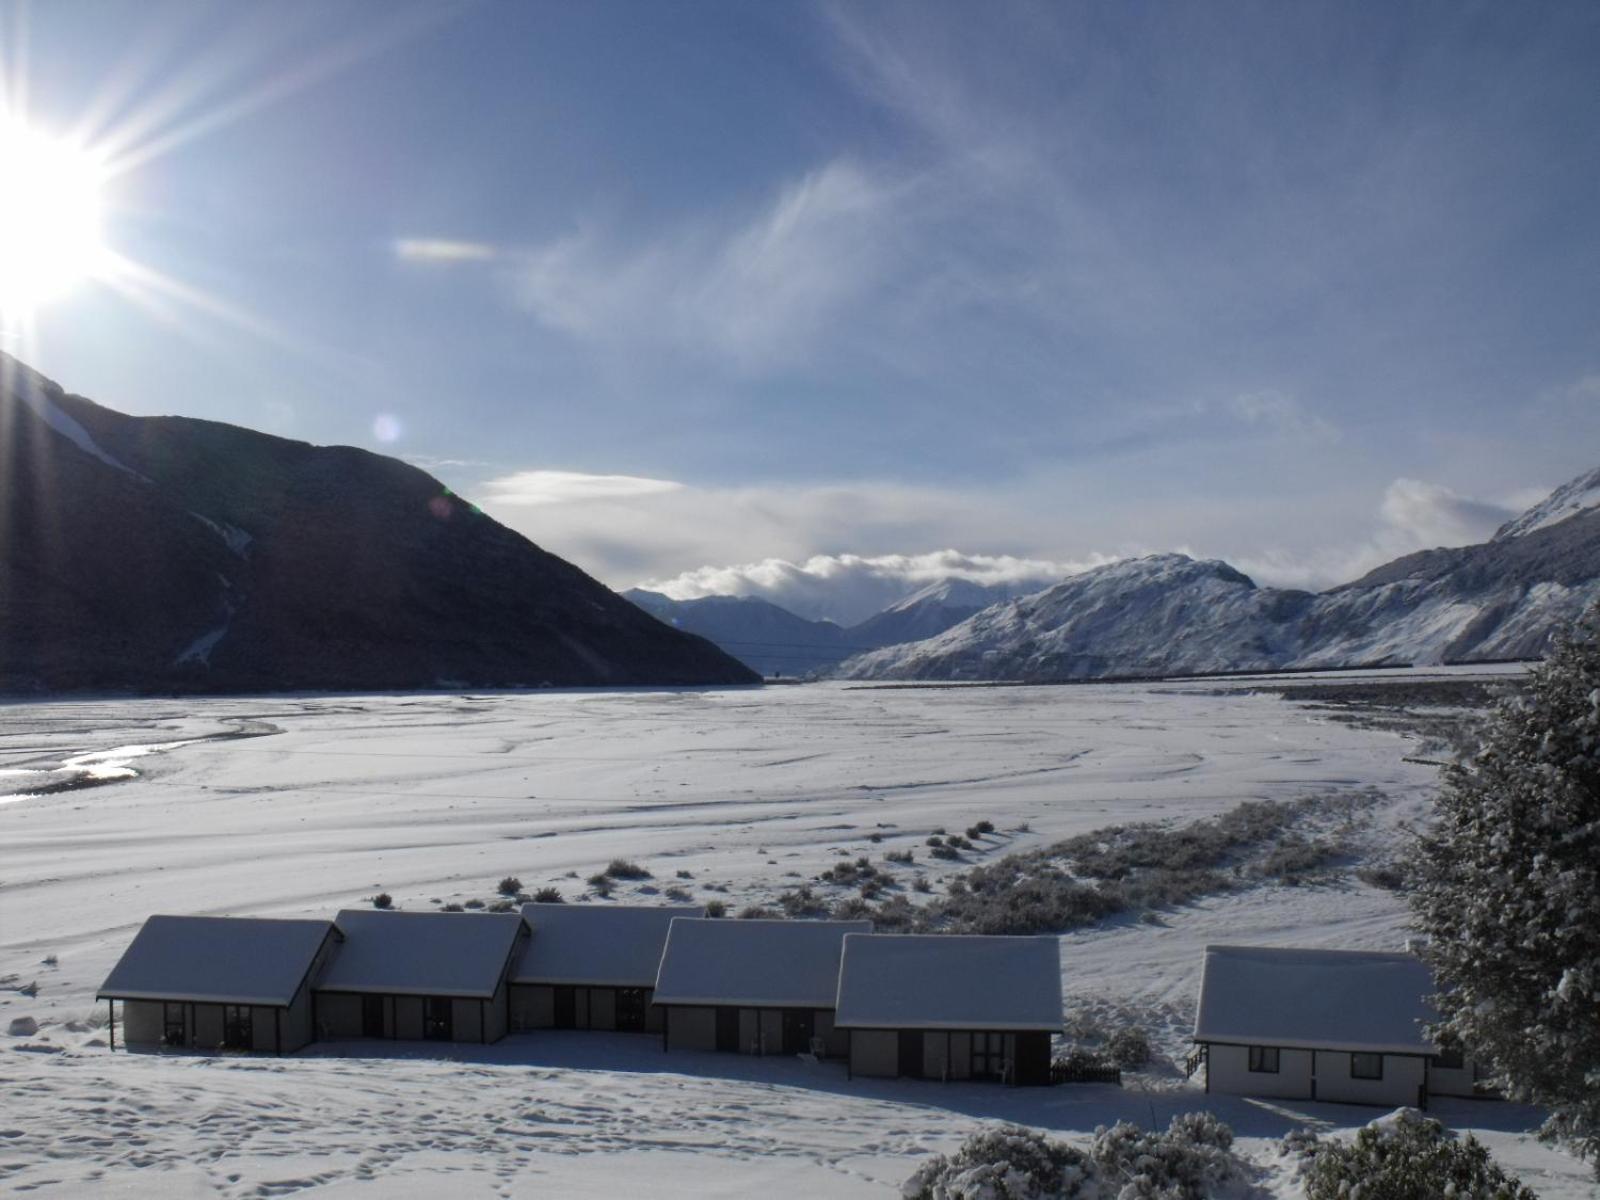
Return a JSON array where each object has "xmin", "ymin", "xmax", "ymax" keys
[
  {"xmin": 738, "ymin": 904, "xmax": 777, "ymax": 919},
  {"xmin": 604, "ymin": 859, "xmax": 651, "ymax": 880},
  {"xmin": 486, "ymin": 899, "xmax": 515, "ymax": 913},
  {"xmin": 884, "ymin": 849, "xmax": 915, "ymax": 865},
  {"xmin": 868, "ymin": 832, "xmax": 883, "ymax": 843},
  {"xmin": 1091, "ymin": 1114, "xmax": 1241, "ymax": 1199},
  {"xmin": 1107, "ymin": 1026, "xmax": 1152, "ymax": 1068},
  {"xmin": 1300, "ymin": 1109, "xmax": 1536, "ymax": 1200},
  {"xmin": 497, "ymin": 876, "xmax": 523, "ymax": 897},
  {"xmin": 913, "ymin": 873, "xmax": 932, "ymax": 893},
  {"xmin": 531, "ymin": 887, "xmax": 564, "ymax": 903},
  {"xmin": 586, "ymin": 874, "xmax": 613, "ymax": 896},
  {"xmin": 704, "ymin": 899, "xmax": 727, "ymax": 918},
  {"xmin": 945, "ymin": 834, "xmax": 973, "ymax": 851},
  {"xmin": 974, "ymin": 819, "xmax": 996, "ymax": 834},
  {"xmin": 464, "ymin": 897, "xmax": 485, "ymax": 909},
  {"xmin": 663, "ymin": 885, "xmax": 692, "ymax": 902},
  {"xmin": 930, "ymin": 844, "xmax": 961, "ymax": 861},
  {"xmin": 675, "ymin": 868, "xmax": 693, "ymax": 879},
  {"xmin": 439, "ymin": 902, "xmax": 464, "ymax": 912},
  {"xmin": 926, "ymin": 835, "xmax": 944, "ymax": 847},
  {"xmin": 903, "ymin": 1125, "xmax": 1097, "ymax": 1200},
  {"xmin": 371, "ymin": 893, "xmax": 393, "ymax": 910}
]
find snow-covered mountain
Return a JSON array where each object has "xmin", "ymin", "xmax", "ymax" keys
[
  {"xmin": 847, "ymin": 578, "xmax": 1032, "ymax": 648},
  {"xmin": 838, "ymin": 469, "xmax": 1600, "ymax": 681},
  {"xmin": 0, "ymin": 354, "xmax": 756, "ymax": 692},
  {"xmin": 622, "ymin": 590, "xmax": 852, "ymax": 677}
]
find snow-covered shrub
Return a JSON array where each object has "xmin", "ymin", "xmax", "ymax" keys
[
  {"xmin": 1090, "ymin": 1114, "xmax": 1241, "ymax": 1199},
  {"xmin": 497, "ymin": 876, "xmax": 522, "ymax": 896},
  {"xmin": 1107, "ymin": 1027, "xmax": 1151, "ymax": 1068},
  {"xmin": 1301, "ymin": 1108, "xmax": 1536, "ymax": 1200},
  {"xmin": 902, "ymin": 1125, "xmax": 1098, "ymax": 1200},
  {"xmin": 1411, "ymin": 610, "xmax": 1600, "ymax": 1170}
]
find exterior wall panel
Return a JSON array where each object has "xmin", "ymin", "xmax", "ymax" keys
[
  {"xmin": 665, "ymin": 1006, "xmax": 717, "ymax": 1052},
  {"xmin": 1315, "ymin": 1050, "xmax": 1424, "ymax": 1108},
  {"xmin": 1205, "ymin": 1044, "xmax": 1315, "ymax": 1099},
  {"xmin": 850, "ymin": 1030, "xmax": 898, "ymax": 1078},
  {"xmin": 510, "ymin": 984, "xmax": 554, "ymax": 1031},
  {"xmin": 317, "ymin": 993, "xmax": 362, "ymax": 1038},
  {"xmin": 394, "ymin": 997, "xmax": 424, "ymax": 1041},
  {"xmin": 122, "ymin": 1000, "xmax": 163, "ymax": 1046}
]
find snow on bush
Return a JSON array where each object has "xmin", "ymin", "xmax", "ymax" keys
[
  {"xmin": 902, "ymin": 1114, "xmax": 1244, "ymax": 1200},
  {"xmin": 1107, "ymin": 1027, "xmax": 1151, "ymax": 1068},
  {"xmin": 1411, "ymin": 608, "xmax": 1600, "ymax": 1170},
  {"xmin": 1294, "ymin": 1107, "xmax": 1536, "ymax": 1200}
]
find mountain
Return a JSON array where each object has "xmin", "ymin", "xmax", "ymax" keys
[
  {"xmin": 847, "ymin": 578, "xmax": 1025, "ymax": 648},
  {"xmin": 622, "ymin": 590, "xmax": 851, "ymax": 677},
  {"xmin": 0, "ymin": 355, "xmax": 757, "ymax": 692},
  {"xmin": 838, "ymin": 470, "xmax": 1600, "ymax": 681}
]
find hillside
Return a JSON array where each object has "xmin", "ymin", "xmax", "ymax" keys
[
  {"xmin": 838, "ymin": 472, "xmax": 1600, "ymax": 681},
  {"xmin": 0, "ymin": 354, "xmax": 757, "ymax": 692}
]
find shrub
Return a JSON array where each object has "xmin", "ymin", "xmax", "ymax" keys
[
  {"xmin": 945, "ymin": 834, "xmax": 974, "ymax": 851},
  {"xmin": 904, "ymin": 1125, "xmax": 1097, "ymax": 1200},
  {"xmin": 831, "ymin": 897, "xmax": 874, "ymax": 921},
  {"xmin": 868, "ymin": 832, "xmax": 883, "ymax": 843},
  {"xmin": 913, "ymin": 873, "xmax": 931, "ymax": 893},
  {"xmin": 926, "ymin": 835, "xmax": 944, "ymax": 847},
  {"xmin": 704, "ymin": 899, "xmax": 727, "ymax": 918},
  {"xmin": 531, "ymin": 887, "xmax": 564, "ymax": 903},
  {"xmin": 1300, "ymin": 1109, "xmax": 1536, "ymax": 1200},
  {"xmin": 486, "ymin": 899, "xmax": 515, "ymax": 913},
  {"xmin": 1090, "ymin": 1114, "xmax": 1241, "ymax": 1199},
  {"xmin": 1107, "ymin": 1026, "xmax": 1152, "ymax": 1068},
  {"xmin": 930, "ymin": 844, "xmax": 961, "ymax": 861},
  {"xmin": 497, "ymin": 876, "xmax": 523, "ymax": 897},
  {"xmin": 663, "ymin": 886, "xmax": 692, "ymax": 902},
  {"xmin": 966, "ymin": 825, "xmax": 985, "ymax": 840},
  {"xmin": 586, "ymin": 874, "xmax": 613, "ymax": 897},
  {"xmin": 779, "ymin": 885, "xmax": 829, "ymax": 918},
  {"xmin": 371, "ymin": 893, "xmax": 393, "ymax": 910},
  {"xmin": 464, "ymin": 897, "xmax": 485, "ymax": 909},
  {"xmin": 1358, "ymin": 862, "xmax": 1408, "ymax": 891},
  {"xmin": 439, "ymin": 902, "xmax": 464, "ymax": 912},
  {"xmin": 675, "ymin": 869, "xmax": 694, "ymax": 879},
  {"xmin": 885, "ymin": 849, "xmax": 915, "ymax": 865},
  {"xmin": 604, "ymin": 859, "xmax": 651, "ymax": 880},
  {"xmin": 974, "ymin": 819, "xmax": 996, "ymax": 834}
]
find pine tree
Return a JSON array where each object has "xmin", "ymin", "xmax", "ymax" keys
[{"xmin": 1412, "ymin": 609, "xmax": 1600, "ymax": 1172}]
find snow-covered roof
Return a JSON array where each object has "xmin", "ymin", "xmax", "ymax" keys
[
  {"xmin": 514, "ymin": 903, "xmax": 705, "ymax": 987},
  {"xmin": 98, "ymin": 915, "xmax": 335, "ymax": 1007},
  {"xmin": 318, "ymin": 910, "xmax": 524, "ymax": 999},
  {"xmin": 652, "ymin": 918, "xmax": 872, "ymax": 1009},
  {"xmin": 1193, "ymin": 945, "xmax": 1440, "ymax": 1054},
  {"xmin": 833, "ymin": 934, "xmax": 1063, "ymax": 1031}
]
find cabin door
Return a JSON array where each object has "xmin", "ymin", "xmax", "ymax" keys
[
  {"xmin": 781, "ymin": 1008, "xmax": 815, "ymax": 1055},
  {"xmin": 553, "ymin": 986, "xmax": 577, "ymax": 1030},
  {"xmin": 615, "ymin": 988, "xmax": 647, "ymax": 1032},
  {"xmin": 361, "ymin": 995, "xmax": 385, "ymax": 1038},
  {"xmin": 715, "ymin": 1006, "xmax": 740, "ymax": 1052},
  {"xmin": 898, "ymin": 1030, "xmax": 925, "ymax": 1078},
  {"xmin": 223, "ymin": 1004, "xmax": 253, "ymax": 1049}
]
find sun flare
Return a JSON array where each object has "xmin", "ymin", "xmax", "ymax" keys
[{"xmin": 0, "ymin": 117, "xmax": 111, "ymax": 316}]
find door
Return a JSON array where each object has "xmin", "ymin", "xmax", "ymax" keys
[
  {"xmin": 715, "ymin": 1006, "xmax": 740, "ymax": 1053},
  {"xmin": 1013, "ymin": 1031, "xmax": 1050, "ymax": 1086},
  {"xmin": 898, "ymin": 1030, "xmax": 925, "ymax": 1079},
  {"xmin": 424, "ymin": 996, "xmax": 452, "ymax": 1041},
  {"xmin": 361, "ymin": 995, "xmax": 385, "ymax": 1038},
  {"xmin": 163, "ymin": 1001, "xmax": 187, "ymax": 1047},
  {"xmin": 223, "ymin": 1004, "xmax": 253, "ymax": 1049},
  {"xmin": 782, "ymin": 1009, "xmax": 815, "ymax": 1055},
  {"xmin": 553, "ymin": 986, "xmax": 577, "ymax": 1030},
  {"xmin": 615, "ymin": 988, "xmax": 647, "ymax": 1033}
]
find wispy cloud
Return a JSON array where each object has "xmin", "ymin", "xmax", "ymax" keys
[
  {"xmin": 1226, "ymin": 391, "xmax": 1339, "ymax": 441},
  {"xmin": 478, "ymin": 469, "xmax": 684, "ymax": 506},
  {"xmin": 394, "ymin": 238, "xmax": 498, "ymax": 263}
]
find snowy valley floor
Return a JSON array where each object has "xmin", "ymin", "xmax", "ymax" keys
[{"xmin": 1, "ymin": 673, "xmax": 1593, "ymax": 1197}]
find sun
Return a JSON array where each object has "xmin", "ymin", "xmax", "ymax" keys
[{"xmin": 0, "ymin": 117, "xmax": 111, "ymax": 316}]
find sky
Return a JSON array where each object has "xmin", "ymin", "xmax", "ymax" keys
[{"xmin": 5, "ymin": 0, "xmax": 1599, "ymax": 619}]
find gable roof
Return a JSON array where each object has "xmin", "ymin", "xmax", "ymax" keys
[
  {"xmin": 317, "ymin": 910, "xmax": 524, "ymax": 999},
  {"xmin": 652, "ymin": 918, "xmax": 872, "ymax": 1009},
  {"xmin": 98, "ymin": 915, "xmax": 336, "ymax": 1007},
  {"xmin": 515, "ymin": 902, "xmax": 705, "ymax": 987},
  {"xmin": 833, "ymin": 934, "xmax": 1063, "ymax": 1031},
  {"xmin": 1193, "ymin": 944, "xmax": 1439, "ymax": 1055}
]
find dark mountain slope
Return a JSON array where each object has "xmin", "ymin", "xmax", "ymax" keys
[{"xmin": 0, "ymin": 355, "xmax": 756, "ymax": 692}]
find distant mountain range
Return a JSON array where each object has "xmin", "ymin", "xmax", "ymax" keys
[
  {"xmin": 837, "ymin": 468, "xmax": 1600, "ymax": 681},
  {"xmin": 0, "ymin": 354, "xmax": 756, "ymax": 692},
  {"xmin": 622, "ymin": 576, "xmax": 1031, "ymax": 677}
]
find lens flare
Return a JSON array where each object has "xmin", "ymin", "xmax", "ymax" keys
[{"xmin": 0, "ymin": 117, "xmax": 111, "ymax": 315}]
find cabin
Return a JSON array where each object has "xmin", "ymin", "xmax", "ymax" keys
[
  {"xmin": 510, "ymin": 902, "xmax": 704, "ymax": 1033},
  {"xmin": 1192, "ymin": 944, "xmax": 1485, "ymax": 1108},
  {"xmin": 313, "ymin": 909, "xmax": 526, "ymax": 1045},
  {"xmin": 652, "ymin": 918, "xmax": 872, "ymax": 1057},
  {"xmin": 833, "ymin": 933, "xmax": 1062, "ymax": 1085},
  {"xmin": 97, "ymin": 914, "xmax": 341, "ymax": 1053}
]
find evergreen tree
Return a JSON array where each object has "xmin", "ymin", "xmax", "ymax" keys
[{"xmin": 1412, "ymin": 609, "xmax": 1600, "ymax": 1171}]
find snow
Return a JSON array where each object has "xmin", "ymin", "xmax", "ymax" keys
[
  {"xmin": 1193, "ymin": 944, "xmax": 1438, "ymax": 1054},
  {"xmin": 97, "ymin": 915, "xmax": 333, "ymax": 1006},
  {"xmin": 319, "ymin": 910, "xmax": 523, "ymax": 999},
  {"xmin": 515, "ymin": 902, "xmax": 704, "ymax": 987},
  {"xmin": 3, "ymin": 363, "xmax": 145, "ymax": 479},
  {"xmin": 189, "ymin": 511, "xmax": 254, "ymax": 557},
  {"xmin": 834, "ymin": 934, "xmax": 1062, "ymax": 1031},
  {"xmin": 0, "ymin": 676, "xmax": 1591, "ymax": 1197},
  {"xmin": 174, "ymin": 619, "xmax": 231, "ymax": 667},
  {"xmin": 653, "ymin": 918, "xmax": 871, "ymax": 1009},
  {"xmin": 1494, "ymin": 465, "xmax": 1600, "ymax": 539}
]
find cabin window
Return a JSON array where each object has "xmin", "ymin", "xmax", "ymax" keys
[
  {"xmin": 223, "ymin": 1004, "xmax": 253, "ymax": 1048},
  {"xmin": 163, "ymin": 1002, "xmax": 187, "ymax": 1046},
  {"xmin": 971, "ymin": 1031, "xmax": 1006, "ymax": 1079},
  {"xmin": 1432, "ymin": 1045, "xmax": 1464, "ymax": 1070},
  {"xmin": 1247, "ymin": 1045, "xmax": 1279, "ymax": 1073},
  {"xmin": 1351, "ymin": 1052, "xmax": 1383, "ymax": 1080},
  {"xmin": 615, "ymin": 988, "xmax": 648, "ymax": 1033}
]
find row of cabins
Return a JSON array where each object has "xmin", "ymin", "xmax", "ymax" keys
[
  {"xmin": 98, "ymin": 906, "xmax": 1063, "ymax": 1085},
  {"xmin": 97, "ymin": 904, "xmax": 1489, "ymax": 1107}
]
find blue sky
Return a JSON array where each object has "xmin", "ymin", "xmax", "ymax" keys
[{"xmin": 7, "ymin": 0, "xmax": 1600, "ymax": 610}]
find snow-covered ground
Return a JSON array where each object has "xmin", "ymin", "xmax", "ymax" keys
[{"xmin": 2, "ymin": 674, "xmax": 1592, "ymax": 1197}]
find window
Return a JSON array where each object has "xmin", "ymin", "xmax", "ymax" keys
[
  {"xmin": 971, "ymin": 1031, "xmax": 1006, "ymax": 1080},
  {"xmin": 1247, "ymin": 1045, "xmax": 1279, "ymax": 1073},
  {"xmin": 163, "ymin": 1002, "xmax": 187, "ymax": 1046},
  {"xmin": 1351, "ymin": 1052, "xmax": 1383, "ymax": 1080},
  {"xmin": 223, "ymin": 1004, "xmax": 253, "ymax": 1048},
  {"xmin": 1432, "ymin": 1045, "xmax": 1464, "ymax": 1070},
  {"xmin": 615, "ymin": 988, "xmax": 648, "ymax": 1033}
]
